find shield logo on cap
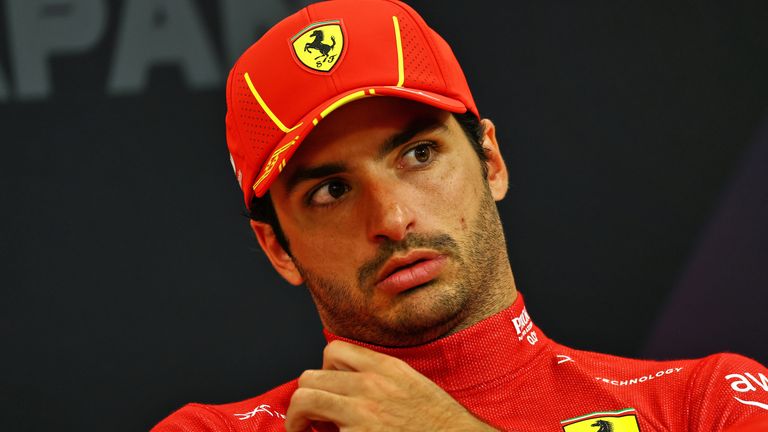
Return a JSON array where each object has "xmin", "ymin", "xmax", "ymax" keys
[{"xmin": 291, "ymin": 20, "xmax": 345, "ymax": 72}]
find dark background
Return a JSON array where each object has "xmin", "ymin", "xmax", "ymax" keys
[{"xmin": 2, "ymin": 1, "xmax": 767, "ymax": 430}]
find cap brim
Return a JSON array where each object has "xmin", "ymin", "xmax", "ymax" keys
[{"xmin": 250, "ymin": 85, "xmax": 469, "ymax": 198}]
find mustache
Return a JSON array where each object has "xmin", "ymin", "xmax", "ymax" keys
[{"xmin": 357, "ymin": 233, "xmax": 460, "ymax": 290}]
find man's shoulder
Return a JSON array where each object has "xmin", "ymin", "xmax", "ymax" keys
[
  {"xmin": 151, "ymin": 379, "xmax": 298, "ymax": 432},
  {"xmin": 555, "ymin": 344, "xmax": 768, "ymax": 429},
  {"xmin": 682, "ymin": 352, "xmax": 768, "ymax": 402},
  {"xmin": 551, "ymin": 343, "xmax": 766, "ymax": 389},
  {"xmin": 569, "ymin": 348, "xmax": 765, "ymax": 378},
  {"xmin": 680, "ymin": 352, "xmax": 768, "ymax": 429},
  {"xmin": 553, "ymin": 342, "xmax": 701, "ymax": 376}
]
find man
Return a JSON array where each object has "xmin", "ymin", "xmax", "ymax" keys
[{"xmin": 153, "ymin": 1, "xmax": 768, "ymax": 430}]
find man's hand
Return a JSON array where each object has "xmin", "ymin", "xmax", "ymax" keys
[{"xmin": 285, "ymin": 340, "xmax": 497, "ymax": 432}]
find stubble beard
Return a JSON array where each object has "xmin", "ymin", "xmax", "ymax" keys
[{"xmin": 294, "ymin": 186, "xmax": 510, "ymax": 347}]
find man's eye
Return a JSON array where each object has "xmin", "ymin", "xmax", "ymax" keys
[
  {"xmin": 402, "ymin": 142, "xmax": 436, "ymax": 167},
  {"xmin": 308, "ymin": 180, "xmax": 349, "ymax": 206}
]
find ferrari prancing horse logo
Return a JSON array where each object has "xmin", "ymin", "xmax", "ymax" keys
[
  {"xmin": 291, "ymin": 20, "xmax": 345, "ymax": 72},
  {"xmin": 560, "ymin": 408, "xmax": 641, "ymax": 432}
]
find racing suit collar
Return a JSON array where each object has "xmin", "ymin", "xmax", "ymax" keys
[{"xmin": 323, "ymin": 292, "xmax": 550, "ymax": 392}]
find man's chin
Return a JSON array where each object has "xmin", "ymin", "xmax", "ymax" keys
[{"xmin": 371, "ymin": 284, "xmax": 470, "ymax": 346}]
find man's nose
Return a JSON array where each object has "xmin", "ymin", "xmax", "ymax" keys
[{"xmin": 364, "ymin": 182, "xmax": 415, "ymax": 243}]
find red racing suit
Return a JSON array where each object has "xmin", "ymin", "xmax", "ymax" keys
[{"xmin": 152, "ymin": 294, "xmax": 768, "ymax": 431}]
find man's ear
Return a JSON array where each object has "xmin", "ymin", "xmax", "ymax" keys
[
  {"xmin": 480, "ymin": 118, "xmax": 509, "ymax": 201},
  {"xmin": 250, "ymin": 220, "xmax": 304, "ymax": 286}
]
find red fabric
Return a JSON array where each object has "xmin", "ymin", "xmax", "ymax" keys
[
  {"xmin": 152, "ymin": 294, "xmax": 768, "ymax": 431},
  {"xmin": 723, "ymin": 413, "xmax": 768, "ymax": 432}
]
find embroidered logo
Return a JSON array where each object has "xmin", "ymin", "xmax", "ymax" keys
[
  {"xmin": 291, "ymin": 20, "xmax": 344, "ymax": 72},
  {"xmin": 560, "ymin": 408, "xmax": 641, "ymax": 432},
  {"xmin": 234, "ymin": 403, "xmax": 286, "ymax": 421},
  {"xmin": 512, "ymin": 307, "xmax": 538, "ymax": 345},
  {"xmin": 594, "ymin": 367, "xmax": 684, "ymax": 386},
  {"xmin": 725, "ymin": 371, "xmax": 768, "ymax": 411},
  {"xmin": 252, "ymin": 136, "xmax": 299, "ymax": 192}
]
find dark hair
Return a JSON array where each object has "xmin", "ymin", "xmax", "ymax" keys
[
  {"xmin": 453, "ymin": 111, "xmax": 489, "ymax": 176},
  {"xmin": 247, "ymin": 111, "xmax": 488, "ymax": 254}
]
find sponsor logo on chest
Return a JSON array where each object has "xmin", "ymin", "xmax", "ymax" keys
[{"xmin": 560, "ymin": 408, "xmax": 641, "ymax": 431}]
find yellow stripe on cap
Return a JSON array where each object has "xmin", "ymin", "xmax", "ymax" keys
[
  {"xmin": 392, "ymin": 16, "xmax": 404, "ymax": 87},
  {"xmin": 254, "ymin": 89, "xmax": 377, "ymax": 193},
  {"xmin": 320, "ymin": 90, "xmax": 370, "ymax": 119},
  {"xmin": 244, "ymin": 72, "xmax": 302, "ymax": 133}
]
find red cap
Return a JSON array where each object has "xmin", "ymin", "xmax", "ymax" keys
[{"xmin": 226, "ymin": 0, "xmax": 478, "ymax": 208}]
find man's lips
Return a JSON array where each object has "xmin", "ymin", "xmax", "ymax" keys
[{"xmin": 374, "ymin": 251, "xmax": 447, "ymax": 295}]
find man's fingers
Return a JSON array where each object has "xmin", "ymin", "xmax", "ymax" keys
[
  {"xmin": 322, "ymin": 340, "xmax": 403, "ymax": 373},
  {"xmin": 285, "ymin": 387, "xmax": 358, "ymax": 432},
  {"xmin": 298, "ymin": 369, "xmax": 361, "ymax": 396}
]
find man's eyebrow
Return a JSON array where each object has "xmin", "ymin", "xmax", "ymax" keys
[
  {"xmin": 283, "ymin": 117, "xmax": 448, "ymax": 195},
  {"xmin": 377, "ymin": 117, "xmax": 449, "ymax": 159},
  {"xmin": 284, "ymin": 162, "xmax": 347, "ymax": 196}
]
